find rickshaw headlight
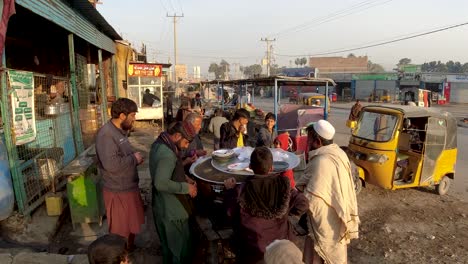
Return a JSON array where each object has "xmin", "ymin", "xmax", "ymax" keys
[{"xmin": 367, "ymin": 153, "xmax": 389, "ymax": 164}]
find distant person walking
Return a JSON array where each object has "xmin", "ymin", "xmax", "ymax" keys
[
  {"xmin": 95, "ymin": 98, "xmax": 145, "ymax": 250},
  {"xmin": 348, "ymin": 100, "xmax": 362, "ymax": 121}
]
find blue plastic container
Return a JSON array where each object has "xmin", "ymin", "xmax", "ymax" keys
[{"xmin": 0, "ymin": 133, "xmax": 14, "ymax": 220}]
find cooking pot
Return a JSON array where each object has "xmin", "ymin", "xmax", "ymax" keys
[
  {"xmin": 190, "ymin": 156, "xmax": 248, "ymax": 201},
  {"xmin": 45, "ymin": 104, "xmax": 60, "ymax": 115},
  {"xmin": 45, "ymin": 103, "xmax": 70, "ymax": 115}
]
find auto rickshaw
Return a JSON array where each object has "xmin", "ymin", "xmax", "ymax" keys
[
  {"xmin": 347, "ymin": 105, "xmax": 457, "ymax": 195},
  {"xmin": 297, "ymin": 92, "xmax": 331, "ymax": 113},
  {"xmin": 369, "ymin": 89, "xmax": 390, "ymax": 102}
]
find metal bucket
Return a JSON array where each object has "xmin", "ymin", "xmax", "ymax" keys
[{"xmin": 45, "ymin": 104, "xmax": 60, "ymax": 115}]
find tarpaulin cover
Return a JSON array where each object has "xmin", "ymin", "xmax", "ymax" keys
[{"xmin": 277, "ymin": 104, "xmax": 324, "ymax": 137}]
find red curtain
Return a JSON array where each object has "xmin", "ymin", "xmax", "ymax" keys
[{"xmin": 0, "ymin": 0, "xmax": 16, "ymax": 62}]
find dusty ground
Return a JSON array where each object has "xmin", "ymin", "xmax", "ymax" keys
[{"xmin": 349, "ymin": 185, "xmax": 468, "ymax": 264}]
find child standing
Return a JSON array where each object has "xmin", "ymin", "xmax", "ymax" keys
[
  {"xmin": 274, "ymin": 133, "xmax": 296, "ymax": 188},
  {"xmin": 223, "ymin": 147, "xmax": 308, "ymax": 263}
]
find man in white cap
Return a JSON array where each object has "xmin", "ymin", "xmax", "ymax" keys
[{"xmin": 296, "ymin": 120, "xmax": 360, "ymax": 264}]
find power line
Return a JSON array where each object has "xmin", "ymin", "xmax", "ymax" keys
[
  {"xmin": 158, "ymin": 0, "xmax": 169, "ymax": 13},
  {"xmin": 176, "ymin": 0, "xmax": 184, "ymax": 13},
  {"xmin": 269, "ymin": 0, "xmax": 375, "ymax": 37},
  {"xmin": 287, "ymin": 0, "xmax": 393, "ymax": 36},
  {"xmin": 166, "ymin": 0, "xmax": 176, "ymax": 13},
  {"xmin": 274, "ymin": 21, "xmax": 468, "ymax": 57},
  {"xmin": 268, "ymin": 0, "xmax": 391, "ymax": 38}
]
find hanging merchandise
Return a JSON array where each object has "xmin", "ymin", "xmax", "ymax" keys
[{"xmin": 8, "ymin": 70, "xmax": 36, "ymax": 145}]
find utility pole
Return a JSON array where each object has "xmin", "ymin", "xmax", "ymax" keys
[
  {"xmin": 167, "ymin": 13, "xmax": 184, "ymax": 94},
  {"xmin": 260, "ymin": 38, "xmax": 276, "ymax": 76}
]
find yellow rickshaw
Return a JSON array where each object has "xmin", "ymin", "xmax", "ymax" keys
[
  {"xmin": 347, "ymin": 105, "xmax": 457, "ymax": 195},
  {"xmin": 297, "ymin": 92, "xmax": 331, "ymax": 113}
]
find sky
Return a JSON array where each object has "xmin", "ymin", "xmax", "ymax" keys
[{"xmin": 98, "ymin": 0, "xmax": 468, "ymax": 77}]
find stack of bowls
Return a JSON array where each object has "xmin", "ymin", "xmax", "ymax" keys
[{"xmin": 212, "ymin": 149, "xmax": 236, "ymax": 163}]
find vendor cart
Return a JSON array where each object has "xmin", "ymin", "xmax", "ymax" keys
[
  {"xmin": 276, "ymin": 104, "xmax": 324, "ymax": 165},
  {"xmin": 126, "ymin": 63, "xmax": 164, "ymax": 121}
]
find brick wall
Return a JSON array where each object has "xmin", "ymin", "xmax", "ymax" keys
[{"xmin": 310, "ymin": 56, "xmax": 368, "ymax": 73}]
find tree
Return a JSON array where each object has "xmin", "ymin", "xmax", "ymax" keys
[
  {"xmin": 463, "ymin": 63, "xmax": 468, "ymax": 73},
  {"xmin": 208, "ymin": 63, "xmax": 220, "ymax": 79},
  {"xmin": 368, "ymin": 60, "xmax": 385, "ymax": 72},
  {"xmin": 398, "ymin": 58, "xmax": 412, "ymax": 66},
  {"xmin": 242, "ymin": 64, "xmax": 263, "ymax": 78},
  {"xmin": 300, "ymin": 57, "xmax": 308, "ymax": 67},
  {"xmin": 446, "ymin": 60, "xmax": 463, "ymax": 73},
  {"xmin": 208, "ymin": 60, "xmax": 230, "ymax": 79},
  {"xmin": 270, "ymin": 64, "xmax": 287, "ymax": 76},
  {"xmin": 294, "ymin": 58, "xmax": 301, "ymax": 67},
  {"xmin": 347, "ymin": 53, "xmax": 356, "ymax": 58}
]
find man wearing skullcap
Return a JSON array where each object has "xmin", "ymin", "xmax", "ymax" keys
[
  {"xmin": 296, "ymin": 120, "xmax": 360, "ymax": 264},
  {"xmin": 149, "ymin": 121, "xmax": 198, "ymax": 263}
]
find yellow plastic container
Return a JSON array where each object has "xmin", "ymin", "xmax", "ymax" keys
[{"xmin": 45, "ymin": 193, "xmax": 63, "ymax": 216}]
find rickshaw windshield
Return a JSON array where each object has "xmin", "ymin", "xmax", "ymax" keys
[{"xmin": 353, "ymin": 111, "xmax": 398, "ymax": 142}]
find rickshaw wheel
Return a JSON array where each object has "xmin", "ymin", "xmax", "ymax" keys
[{"xmin": 436, "ymin": 176, "xmax": 451, "ymax": 196}]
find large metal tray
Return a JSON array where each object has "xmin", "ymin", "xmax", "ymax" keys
[
  {"xmin": 190, "ymin": 156, "xmax": 249, "ymax": 184},
  {"xmin": 211, "ymin": 148, "xmax": 300, "ymax": 176},
  {"xmin": 189, "ymin": 148, "xmax": 300, "ymax": 184}
]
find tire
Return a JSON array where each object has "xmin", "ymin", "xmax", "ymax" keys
[{"xmin": 436, "ymin": 176, "xmax": 451, "ymax": 195}]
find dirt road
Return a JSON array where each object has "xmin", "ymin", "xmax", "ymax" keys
[{"xmin": 350, "ymin": 185, "xmax": 468, "ymax": 264}]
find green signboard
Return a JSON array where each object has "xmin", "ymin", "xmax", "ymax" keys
[
  {"xmin": 352, "ymin": 73, "xmax": 398, "ymax": 80},
  {"xmin": 8, "ymin": 70, "xmax": 36, "ymax": 145}
]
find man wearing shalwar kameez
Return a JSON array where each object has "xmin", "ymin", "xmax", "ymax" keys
[
  {"xmin": 296, "ymin": 120, "xmax": 360, "ymax": 264},
  {"xmin": 149, "ymin": 121, "xmax": 198, "ymax": 264}
]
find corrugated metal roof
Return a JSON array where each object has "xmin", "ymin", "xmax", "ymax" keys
[
  {"xmin": 16, "ymin": 0, "xmax": 119, "ymax": 53},
  {"xmin": 64, "ymin": 0, "xmax": 122, "ymax": 40}
]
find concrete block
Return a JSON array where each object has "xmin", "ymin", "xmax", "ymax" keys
[
  {"xmin": 13, "ymin": 252, "xmax": 67, "ymax": 264},
  {"xmin": 0, "ymin": 253, "xmax": 13, "ymax": 264}
]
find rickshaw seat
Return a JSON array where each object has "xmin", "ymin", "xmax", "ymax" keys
[{"xmin": 398, "ymin": 133, "xmax": 411, "ymax": 151}]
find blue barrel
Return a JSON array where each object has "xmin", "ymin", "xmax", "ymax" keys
[{"xmin": 0, "ymin": 133, "xmax": 14, "ymax": 220}]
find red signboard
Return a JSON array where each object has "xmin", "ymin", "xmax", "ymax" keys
[{"xmin": 128, "ymin": 63, "xmax": 162, "ymax": 77}]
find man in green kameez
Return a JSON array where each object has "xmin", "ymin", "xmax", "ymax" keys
[{"xmin": 149, "ymin": 121, "xmax": 198, "ymax": 264}]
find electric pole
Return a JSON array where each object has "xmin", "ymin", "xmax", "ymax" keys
[
  {"xmin": 167, "ymin": 13, "xmax": 184, "ymax": 93},
  {"xmin": 260, "ymin": 38, "xmax": 276, "ymax": 76}
]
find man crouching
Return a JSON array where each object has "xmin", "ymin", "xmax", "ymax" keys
[{"xmin": 223, "ymin": 146, "xmax": 309, "ymax": 263}]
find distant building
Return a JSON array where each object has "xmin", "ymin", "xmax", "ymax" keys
[
  {"xmin": 175, "ymin": 64, "xmax": 188, "ymax": 81},
  {"xmin": 309, "ymin": 56, "xmax": 368, "ymax": 73},
  {"xmin": 192, "ymin": 66, "xmax": 201, "ymax": 80}
]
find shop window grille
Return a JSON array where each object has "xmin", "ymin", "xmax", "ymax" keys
[{"xmin": 7, "ymin": 73, "xmax": 78, "ymax": 215}]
